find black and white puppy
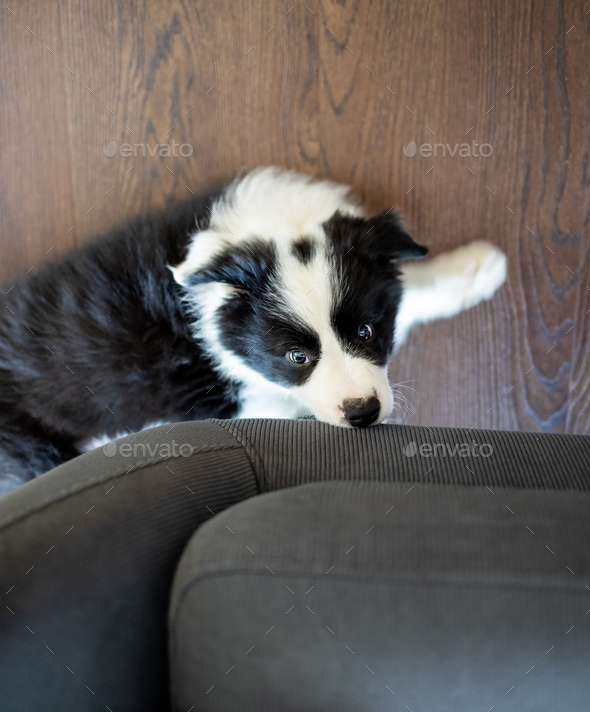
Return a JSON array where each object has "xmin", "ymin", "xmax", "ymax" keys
[{"xmin": 0, "ymin": 168, "xmax": 506, "ymax": 494}]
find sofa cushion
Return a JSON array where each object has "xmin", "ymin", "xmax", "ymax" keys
[{"xmin": 170, "ymin": 480, "xmax": 590, "ymax": 712}]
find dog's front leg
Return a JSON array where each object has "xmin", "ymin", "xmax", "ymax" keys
[{"xmin": 395, "ymin": 241, "xmax": 507, "ymax": 346}]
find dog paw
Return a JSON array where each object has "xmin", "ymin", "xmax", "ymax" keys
[{"xmin": 434, "ymin": 241, "xmax": 507, "ymax": 310}]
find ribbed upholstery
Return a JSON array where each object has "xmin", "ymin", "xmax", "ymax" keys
[{"xmin": 217, "ymin": 419, "xmax": 590, "ymax": 490}]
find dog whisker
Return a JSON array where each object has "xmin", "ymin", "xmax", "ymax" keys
[{"xmin": 387, "ymin": 383, "xmax": 418, "ymax": 424}]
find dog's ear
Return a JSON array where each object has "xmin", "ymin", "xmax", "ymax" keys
[
  {"xmin": 365, "ymin": 211, "xmax": 428, "ymax": 259},
  {"xmin": 171, "ymin": 239, "xmax": 275, "ymax": 293}
]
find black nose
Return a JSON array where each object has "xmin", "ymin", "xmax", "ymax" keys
[{"xmin": 342, "ymin": 396, "xmax": 381, "ymax": 428}]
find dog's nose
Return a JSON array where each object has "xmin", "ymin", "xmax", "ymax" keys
[{"xmin": 342, "ymin": 396, "xmax": 381, "ymax": 428}]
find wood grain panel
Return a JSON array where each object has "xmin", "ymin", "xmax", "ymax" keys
[
  {"xmin": 1, "ymin": 0, "xmax": 589, "ymax": 433},
  {"xmin": 0, "ymin": 2, "xmax": 76, "ymax": 280},
  {"xmin": 54, "ymin": 0, "xmax": 320, "ymax": 237}
]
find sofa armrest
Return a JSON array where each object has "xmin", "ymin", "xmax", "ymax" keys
[{"xmin": 0, "ymin": 421, "xmax": 257, "ymax": 712}]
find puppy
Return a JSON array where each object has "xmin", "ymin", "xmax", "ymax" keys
[{"xmin": 0, "ymin": 168, "xmax": 506, "ymax": 494}]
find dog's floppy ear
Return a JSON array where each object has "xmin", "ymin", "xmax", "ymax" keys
[
  {"xmin": 365, "ymin": 211, "xmax": 428, "ymax": 259},
  {"xmin": 171, "ymin": 238, "xmax": 276, "ymax": 293}
]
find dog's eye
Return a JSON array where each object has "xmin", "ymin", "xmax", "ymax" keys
[
  {"xmin": 358, "ymin": 324, "xmax": 374, "ymax": 343},
  {"xmin": 287, "ymin": 350, "xmax": 310, "ymax": 366}
]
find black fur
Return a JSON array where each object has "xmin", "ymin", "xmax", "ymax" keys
[
  {"xmin": 324, "ymin": 212, "xmax": 424, "ymax": 366},
  {"xmin": 291, "ymin": 237, "xmax": 316, "ymax": 264},
  {"xmin": 0, "ymin": 190, "xmax": 239, "ymax": 493}
]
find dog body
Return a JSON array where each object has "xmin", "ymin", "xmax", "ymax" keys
[{"xmin": 0, "ymin": 168, "xmax": 506, "ymax": 494}]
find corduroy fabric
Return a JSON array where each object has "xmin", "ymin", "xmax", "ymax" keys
[
  {"xmin": 0, "ymin": 421, "xmax": 258, "ymax": 712},
  {"xmin": 216, "ymin": 419, "xmax": 590, "ymax": 491},
  {"xmin": 169, "ymin": 481, "xmax": 590, "ymax": 712}
]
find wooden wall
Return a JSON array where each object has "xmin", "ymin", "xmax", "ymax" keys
[{"xmin": 1, "ymin": 1, "xmax": 589, "ymax": 432}]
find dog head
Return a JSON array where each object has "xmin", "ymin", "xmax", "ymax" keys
[{"xmin": 172, "ymin": 170, "xmax": 427, "ymax": 427}]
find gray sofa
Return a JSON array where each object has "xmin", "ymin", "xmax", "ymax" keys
[{"xmin": 1, "ymin": 419, "xmax": 589, "ymax": 711}]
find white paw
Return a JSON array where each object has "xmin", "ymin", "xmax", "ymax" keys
[{"xmin": 433, "ymin": 241, "xmax": 507, "ymax": 311}]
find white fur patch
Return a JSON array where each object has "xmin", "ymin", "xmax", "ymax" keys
[
  {"xmin": 78, "ymin": 420, "xmax": 171, "ymax": 453},
  {"xmin": 396, "ymin": 241, "xmax": 507, "ymax": 345}
]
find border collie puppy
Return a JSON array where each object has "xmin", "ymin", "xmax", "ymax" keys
[{"xmin": 0, "ymin": 168, "xmax": 506, "ymax": 494}]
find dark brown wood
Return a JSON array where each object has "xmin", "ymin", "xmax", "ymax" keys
[{"xmin": 1, "ymin": 0, "xmax": 589, "ymax": 433}]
